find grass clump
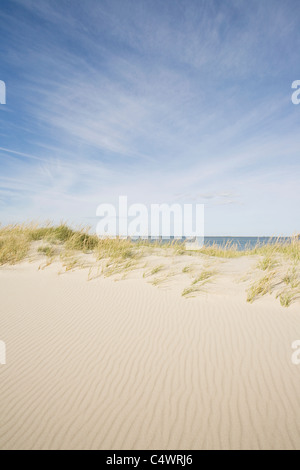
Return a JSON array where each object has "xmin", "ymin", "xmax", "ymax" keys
[
  {"xmin": 257, "ymin": 254, "xmax": 277, "ymax": 271},
  {"xmin": 96, "ymin": 238, "xmax": 136, "ymax": 261},
  {"xmin": 143, "ymin": 264, "xmax": 165, "ymax": 278},
  {"xmin": 278, "ymin": 291, "xmax": 294, "ymax": 307},
  {"xmin": 151, "ymin": 271, "xmax": 174, "ymax": 286},
  {"xmin": 38, "ymin": 245, "xmax": 55, "ymax": 257},
  {"xmin": 0, "ymin": 228, "xmax": 29, "ymax": 265},
  {"xmin": 27, "ymin": 223, "xmax": 74, "ymax": 243},
  {"xmin": 246, "ymin": 272, "xmax": 275, "ymax": 303},
  {"xmin": 283, "ymin": 266, "xmax": 299, "ymax": 289},
  {"xmin": 65, "ymin": 231, "xmax": 98, "ymax": 252},
  {"xmin": 182, "ymin": 268, "xmax": 217, "ymax": 297},
  {"xmin": 182, "ymin": 265, "xmax": 192, "ymax": 273},
  {"xmin": 46, "ymin": 224, "xmax": 74, "ymax": 243},
  {"xmin": 192, "ymin": 269, "xmax": 216, "ymax": 285},
  {"xmin": 28, "ymin": 227, "xmax": 51, "ymax": 241},
  {"xmin": 252, "ymin": 236, "xmax": 300, "ymax": 262},
  {"xmin": 95, "ymin": 238, "xmax": 140, "ymax": 278},
  {"xmin": 103, "ymin": 259, "xmax": 137, "ymax": 278},
  {"xmin": 196, "ymin": 236, "xmax": 300, "ymax": 261},
  {"xmin": 172, "ymin": 243, "xmax": 186, "ymax": 255},
  {"xmin": 199, "ymin": 242, "xmax": 243, "ymax": 258},
  {"xmin": 182, "ymin": 286, "xmax": 198, "ymax": 297},
  {"xmin": 60, "ymin": 251, "xmax": 81, "ymax": 272},
  {"xmin": 151, "ymin": 264, "xmax": 164, "ymax": 275}
]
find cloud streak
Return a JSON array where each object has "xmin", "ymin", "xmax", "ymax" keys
[{"xmin": 0, "ymin": 0, "xmax": 300, "ymax": 234}]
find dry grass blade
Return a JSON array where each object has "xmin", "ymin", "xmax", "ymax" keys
[{"xmin": 247, "ymin": 272, "xmax": 276, "ymax": 303}]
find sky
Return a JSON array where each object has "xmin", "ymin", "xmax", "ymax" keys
[{"xmin": 0, "ymin": 0, "xmax": 300, "ymax": 236}]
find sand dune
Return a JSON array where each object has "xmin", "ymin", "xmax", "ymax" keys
[{"xmin": 0, "ymin": 260, "xmax": 300, "ymax": 450}]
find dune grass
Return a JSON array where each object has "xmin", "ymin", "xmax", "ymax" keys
[
  {"xmin": 0, "ymin": 228, "xmax": 29, "ymax": 264},
  {"xmin": 182, "ymin": 265, "xmax": 192, "ymax": 273},
  {"xmin": 64, "ymin": 231, "xmax": 98, "ymax": 252},
  {"xmin": 103, "ymin": 258, "xmax": 137, "ymax": 278},
  {"xmin": 60, "ymin": 254, "xmax": 81, "ymax": 272},
  {"xmin": 192, "ymin": 269, "xmax": 217, "ymax": 285},
  {"xmin": 283, "ymin": 266, "xmax": 299, "ymax": 288},
  {"xmin": 96, "ymin": 238, "xmax": 137, "ymax": 261},
  {"xmin": 143, "ymin": 264, "xmax": 165, "ymax": 278},
  {"xmin": 199, "ymin": 236, "xmax": 300, "ymax": 261},
  {"xmin": 253, "ymin": 237, "xmax": 300, "ymax": 262},
  {"xmin": 181, "ymin": 286, "xmax": 197, "ymax": 297},
  {"xmin": 278, "ymin": 290, "xmax": 294, "ymax": 307},
  {"xmin": 27, "ymin": 223, "xmax": 74, "ymax": 242},
  {"xmin": 151, "ymin": 271, "xmax": 175, "ymax": 286},
  {"xmin": 1, "ymin": 223, "xmax": 299, "ymax": 262},
  {"xmin": 247, "ymin": 262, "xmax": 300, "ymax": 307},
  {"xmin": 38, "ymin": 245, "xmax": 55, "ymax": 257},
  {"xmin": 0, "ymin": 223, "xmax": 299, "ymax": 307},
  {"xmin": 0, "ymin": 223, "xmax": 79, "ymax": 265},
  {"xmin": 246, "ymin": 272, "xmax": 276, "ymax": 303},
  {"xmin": 257, "ymin": 254, "xmax": 277, "ymax": 271},
  {"xmin": 150, "ymin": 264, "xmax": 164, "ymax": 275},
  {"xmin": 198, "ymin": 241, "xmax": 243, "ymax": 258},
  {"xmin": 182, "ymin": 268, "xmax": 217, "ymax": 297}
]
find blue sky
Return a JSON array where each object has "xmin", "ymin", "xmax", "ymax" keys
[{"xmin": 0, "ymin": 0, "xmax": 299, "ymax": 235}]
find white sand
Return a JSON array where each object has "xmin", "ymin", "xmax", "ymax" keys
[{"xmin": 0, "ymin": 258, "xmax": 300, "ymax": 450}]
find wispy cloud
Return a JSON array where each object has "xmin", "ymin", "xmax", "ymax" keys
[{"xmin": 0, "ymin": 0, "xmax": 300, "ymax": 234}]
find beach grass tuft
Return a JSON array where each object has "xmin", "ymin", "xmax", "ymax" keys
[
  {"xmin": 0, "ymin": 225, "xmax": 30, "ymax": 265},
  {"xmin": 38, "ymin": 245, "xmax": 55, "ymax": 257},
  {"xmin": 0, "ymin": 223, "xmax": 299, "ymax": 307},
  {"xmin": 192, "ymin": 269, "xmax": 217, "ymax": 285},
  {"xmin": 246, "ymin": 272, "xmax": 275, "ymax": 303}
]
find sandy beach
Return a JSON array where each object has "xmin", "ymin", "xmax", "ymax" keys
[
  {"xmin": 1, "ymin": 0, "xmax": 300, "ymax": 454},
  {"xmin": 0, "ymin": 254, "xmax": 300, "ymax": 450}
]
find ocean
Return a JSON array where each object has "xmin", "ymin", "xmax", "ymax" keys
[
  {"xmin": 202, "ymin": 236, "xmax": 291, "ymax": 251},
  {"xmin": 132, "ymin": 236, "xmax": 292, "ymax": 251}
]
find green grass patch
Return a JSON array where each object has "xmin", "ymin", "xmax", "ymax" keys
[{"xmin": 38, "ymin": 245, "xmax": 55, "ymax": 257}]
